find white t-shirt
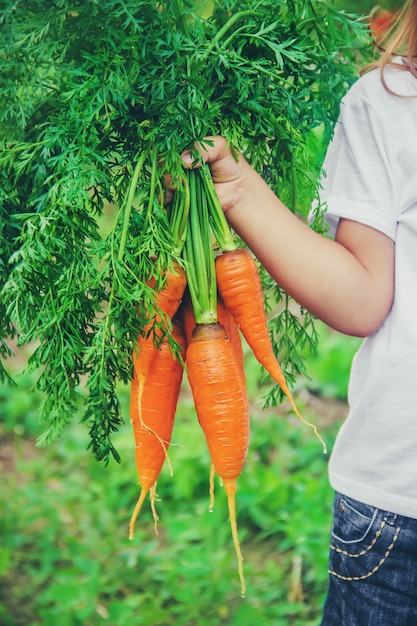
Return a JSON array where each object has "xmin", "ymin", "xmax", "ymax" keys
[{"xmin": 318, "ymin": 60, "xmax": 417, "ymax": 519}]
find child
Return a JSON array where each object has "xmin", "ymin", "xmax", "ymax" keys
[{"xmin": 181, "ymin": 0, "xmax": 417, "ymax": 622}]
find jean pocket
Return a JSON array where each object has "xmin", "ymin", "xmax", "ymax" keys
[{"xmin": 328, "ymin": 493, "xmax": 401, "ymax": 581}]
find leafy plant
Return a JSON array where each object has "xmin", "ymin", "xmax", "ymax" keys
[
  {"xmin": 302, "ymin": 321, "xmax": 361, "ymax": 399},
  {"xmin": 0, "ymin": 371, "xmax": 340, "ymax": 625},
  {"xmin": 0, "ymin": 0, "xmax": 370, "ymax": 462}
]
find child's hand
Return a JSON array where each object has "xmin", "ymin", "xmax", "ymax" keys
[{"xmin": 181, "ymin": 136, "xmax": 251, "ymax": 216}]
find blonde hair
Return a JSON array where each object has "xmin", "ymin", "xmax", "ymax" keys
[{"xmin": 363, "ymin": 0, "xmax": 417, "ymax": 84}]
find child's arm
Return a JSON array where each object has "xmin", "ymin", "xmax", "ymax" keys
[{"xmin": 185, "ymin": 137, "xmax": 395, "ymax": 338}]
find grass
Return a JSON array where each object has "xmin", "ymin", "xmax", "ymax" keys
[{"xmin": 0, "ymin": 327, "xmax": 354, "ymax": 625}]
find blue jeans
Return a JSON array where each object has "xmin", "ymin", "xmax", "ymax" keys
[{"xmin": 321, "ymin": 492, "xmax": 417, "ymax": 625}]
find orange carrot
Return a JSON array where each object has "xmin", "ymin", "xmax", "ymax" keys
[
  {"xmin": 186, "ymin": 321, "xmax": 249, "ymax": 596},
  {"xmin": 215, "ymin": 248, "xmax": 326, "ymax": 452},
  {"xmin": 132, "ymin": 261, "xmax": 186, "ymax": 429},
  {"xmin": 180, "ymin": 289, "xmax": 245, "ymax": 377},
  {"xmin": 129, "ymin": 320, "xmax": 185, "ymax": 539},
  {"xmin": 217, "ymin": 295, "xmax": 245, "ymax": 381},
  {"xmin": 147, "ymin": 261, "xmax": 187, "ymax": 321},
  {"xmin": 177, "ymin": 289, "xmax": 196, "ymax": 347},
  {"xmin": 211, "ymin": 297, "xmax": 246, "ymax": 512},
  {"xmin": 180, "ymin": 292, "xmax": 246, "ymax": 513}
]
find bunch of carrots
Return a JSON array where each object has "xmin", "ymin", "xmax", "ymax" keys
[{"xmin": 128, "ymin": 160, "xmax": 325, "ymax": 596}]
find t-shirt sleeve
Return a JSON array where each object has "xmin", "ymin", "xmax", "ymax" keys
[{"xmin": 318, "ymin": 89, "xmax": 398, "ymax": 241}]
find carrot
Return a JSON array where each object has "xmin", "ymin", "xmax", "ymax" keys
[
  {"xmin": 180, "ymin": 292, "xmax": 246, "ymax": 513},
  {"xmin": 217, "ymin": 295, "xmax": 245, "ymax": 381},
  {"xmin": 146, "ymin": 261, "xmax": 187, "ymax": 321},
  {"xmin": 186, "ymin": 321, "xmax": 249, "ymax": 596},
  {"xmin": 129, "ymin": 320, "xmax": 185, "ymax": 540},
  {"xmin": 132, "ymin": 261, "xmax": 186, "ymax": 430},
  {"xmin": 177, "ymin": 289, "xmax": 196, "ymax": 347},
  {"xmin": 180, "ymin": 289, "xmax": 245, "ymax": 376},
  {"xmin": 215, "ymin": 248, "xmax": 326, "ymax": 452},
  {"xmin": 210, "ymin": 296, "xmax": 247, "ymax": 512}
]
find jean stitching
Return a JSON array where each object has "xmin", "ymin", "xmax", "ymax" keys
[{"xmin": 329, "ymin": 521, "xmax": 401, "ymax": 581}]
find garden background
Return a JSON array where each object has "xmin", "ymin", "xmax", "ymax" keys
[{"xmin": 0, "ymin": 0, "xmax": 403, "ymax": 624}]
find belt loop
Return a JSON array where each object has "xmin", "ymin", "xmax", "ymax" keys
[{"xmin": 384, "ymin": 511, "xmax": 399, "ymax": 526}]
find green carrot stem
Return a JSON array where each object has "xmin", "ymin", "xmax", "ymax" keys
[
  {"xmin": 118, "ymin": 151, "xmax": 147, "ymax": 262},
  {"xmin": 183, "ymin": 169, "xmax": 217, "ymax": 326},
  {"xmin": 146, "ymin": 146, "xmax": 159, "ymax": 221},
  {"xmin": 168, "ymin": 173, "xmax": 190, "ymax": 255},
  {"xmin": 203, "ymin": 10, "xmax": 258, "ymax": 56},
  {"xmin": 199, "ymin": 164, "xmax": 236, "ymax": 252}
]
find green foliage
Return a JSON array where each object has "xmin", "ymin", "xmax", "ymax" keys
[
  {"xmin": 333, "ymin": 0, "xmax": 404, "ymax": 12},
  {"xmin": 302, "ymin": 321, "xmax": 361, "ymax": 400},
  {"xmin": 0, "ymin": 0, "xmax": 371, "ymax": 460},
  {"xmin": 0, "ymin": 369, "xmax": 340, "ymax": 625}
]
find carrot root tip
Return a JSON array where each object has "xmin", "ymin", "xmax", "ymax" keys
[
  {"xmin": 291, "ymin": 405, "xmax": 327, "ymax": 454},
  {"xmin": 208, "ymin": 463, "xmax": 216, "ymax": 512},
  {"xmin": 128, "ymin": 486, "xmax": 149, "ymax": 540},
  {"xmin": 150, "ymin": 485, "xmax": 160, "ymax": 535},
  {"xmin": 223, "ymin": 479, "xmax": 246, "ymax": 598}
]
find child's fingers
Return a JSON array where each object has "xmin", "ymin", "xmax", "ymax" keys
[{"xmin": 181, "ymin": 136, "xmax": 232, "ymax": 169}]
